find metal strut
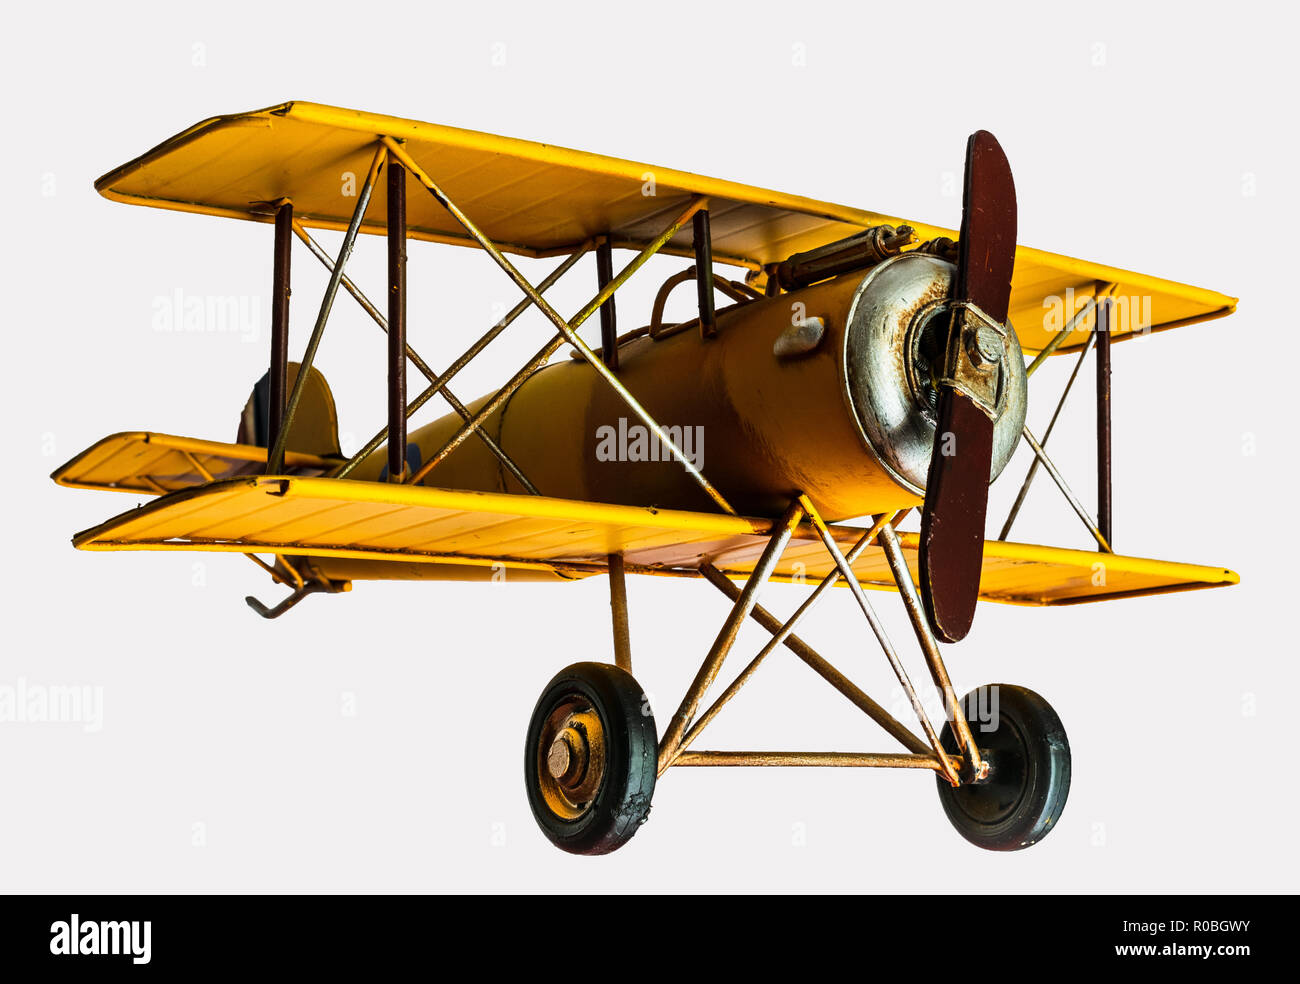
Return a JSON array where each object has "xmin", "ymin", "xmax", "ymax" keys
[
  {"xmin": 676, "ymin": 513, "xmax": 903, "ymax": 759},
  {"xmin": 386, "ymin": 157, "xmax": 408, "ymax": 481},
  {"xmin": 267, "ymin": 143, "xmax": 386, "ymax": 474},
  {"xmin": 876, "ymin": 520, "xmax": 984, "ymax": 779},
  {"xmin": 324, "ymin": 238, "xmax": 591, "ymax": 482},
  {"xmin": 381, "ymin": 137, "xmax": 735, "ymax": 513},
  {"xmin": 289, "ymin": 217, "xmax": 541, "ymax": 493},
  {"xmin": 1000, "ymin": 328, "xmax": 1097, "ymax": 540},
  {"xmin": 1021, "ymin": 426, "xmax": 1112, "ymax": 553},
  {"xmin": 404, "ymin": 197, "xmax": 706, "ymax": 489},
  {"xmin": 1096, "ymin": 295, "xmax": 1113, "ymax": 545},
  {"xmin": 596, "ymin": 237, "xmax": 619, "ymax": 371},
  {"xmin": 266, "ymin": 200, "xmax": 292, "ymax": 469},
  {"xmin": 608, "ymin": 553, "xmax": 632, "ymax": 673},
  {"xmin": 798, "ymin": 496, "xmax": 960, "ymax": 785},
  {"xmin": 657, "ymin": 501, "xmax": 804, "ymax": 774},
  {"xmin": 658, "ymin": 502, "xmax": 989, "ymax": 784},
  {"xmin": 693, "ymin": 209, "xmax": 716, "ymax": 339},
  {"xmin": 697, "ymin": 563, "xmax": 931, "ymax": 757},
  {"xmin": 1005, "ymin": 283, "xmax": 1118, "ymax": 551},
  {"xmin": 1025, "ymin": 282, "xmax": 1117, "ymax": 378}
]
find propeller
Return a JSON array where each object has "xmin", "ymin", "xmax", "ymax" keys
[{"xmin": 918, "ymin": 130, "xmax": 1017, "ymax": 643}]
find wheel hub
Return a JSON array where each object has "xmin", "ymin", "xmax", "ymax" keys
[
  {"xmin": 546, "ymin": 735, "xmax": 574, "ymax": 779},
  {"xmin": 948, "ymin": 717, "xmax": 1030, "ymax": 826},
  {"xmin": 536, "ymin": 702, "xmax": 606, "ymax": 820}
]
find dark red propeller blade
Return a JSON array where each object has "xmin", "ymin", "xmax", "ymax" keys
[{"xmin": 919, "ymin": 130, "xmax": 1017, "ymax": 643}]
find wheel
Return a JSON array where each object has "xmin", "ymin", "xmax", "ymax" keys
[
  {"xmin": 936, "ymin": 684, "xmax": 1070, "ymax": 851},
  {"xmin": 524, "ymin": 662, "xmax": 657, "ymax": 855}
]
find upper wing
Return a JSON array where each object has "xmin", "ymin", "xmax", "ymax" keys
[
  {"xmin": 95, "ymin": 101, "xmax": 1235, "ymax": 355},
  {"xmin": 70, "ymin": 476, "xmax": 1238, "ymax": 606}
]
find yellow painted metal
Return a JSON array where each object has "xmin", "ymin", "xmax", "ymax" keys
[
  {"xmin": 746, "ymin": 532, "xmax": 1240, "ymax": 606},
  {"xmin": 72, "ymin": 476, "xmax": 771, "ymax": 569},
  {"xmin": 95, "ymin": 101, "xmax": 1236, "ymax": 356},
  {"xmin": 238, "ymin": 363, "xmax": 342, "ymax": 458},
  {"xmin": 70, "ymin": 477, "xmax": 1238, "ymax": 606},
  {"xmin": 51, "ymin": 432, "xmax": 339, "ymax": 495},
  {"xmin": 346, "ymin": 272, "xmax": 923, "ymax": 522}
]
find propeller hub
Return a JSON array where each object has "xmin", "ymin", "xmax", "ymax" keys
[
  {"xmin": 841, "ymin": 252, "xmax": 1027, "ymax": 496},
  {"xmin": 969, "ymin": 324, "xmax": 1005, "ymax": 367}
]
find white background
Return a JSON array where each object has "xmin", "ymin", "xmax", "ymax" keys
[{"xmin": 2, "ymin": 1, "xmax": 1294, "ymax": 892}]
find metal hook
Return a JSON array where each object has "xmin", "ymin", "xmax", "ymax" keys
[{"xmin": 245, "ymin": 579, "xmax": 348, "ymax": 619}]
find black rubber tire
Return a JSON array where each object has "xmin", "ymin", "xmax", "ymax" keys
[
  {"xmin": 936, "ymin": 684, "xmax": 1070, "ymax": 851},
  {"xmin": 524, "ymin": 662, "xmax": 657, "ymax": 855}
]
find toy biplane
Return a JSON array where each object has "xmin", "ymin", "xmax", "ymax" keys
[{"xmin": 54, "ymin": 102, "xmax": 1239, "ymax": 854}]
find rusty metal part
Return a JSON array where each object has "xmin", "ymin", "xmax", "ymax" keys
[
  {"xmin": 673, "ymin": 751, "xmax": 960, "ymax": 770},
  {"xmin": 597, "ymin": 238, "xmax": 618, "ymax": 371},
  {"xmin": 876, "ymin": 522, "xmax": 985, "ymax": 780},
  {"xmin": 657, "ymin": 501, "xmax": 803, "ymax": 774},
  {"xmin": 274, "ymin": 554, "xmax": 307, "ymax": 591},
  {"xmin": 245, "ymin": 576, "xmax": 349, "ymax": 620},
  {"xmin": 798, "ymin": 494, "xmax": 958, "ymax": 785},
  {"xmin": 608, "ymin": 552, "xmax": 632, "ymax": 672},
  {"xmin": 999, "ymin": 330, "xmax": 1096, "ymax": 541},
  {"xmin": 940, "ymin": 301, "xmax": 1009, "ymax": 419},
  {"xmin": 646, "ymin": 267, "xmax": 754, "ymax": 341},
  {"xmin": 694, "ymin": 209, "xmax": 717, "ymax": 339},
  {"xmin": 268, "ymin": 143, "xmax": 386, "ymax": 474},
  {"xmin": 267, "ymin": 201, "xmax": 292, "ymax": 469},
  {"xmin": 915, "ymin": 236, "xmax": 959, "ymax": 263},
  {"xmin": 1096, "ymin": 296, "xmax": 1113, "ymax": 544},
  {"xmin": 535, "ymin": 700, "xmax": 607, "ymax": 819},
  {"xmin": 387, "ymin": 160, "xmax": 408, "ymax": 481},
  {"xmin": 243, "ymin": 551, "xmax": 304, "ymax": 590},
  {"xmin": 698, "ymin": 563, "xmax": 930, "ymax": 756},
  {"xmin": 919, "ymin": 129, "xmax": 1016, "ymax": 645},
  {"xmin": 775, "ymin": 223, "xmax": 915, "ymax": 291},
  {"xmin": 1021, "ymin": 425, "xmax": 1112, "ymax": 552},
  {"xmin": 763, "ymin": 264, "xmax": 781, "ymax": 297},
  {"xmin": 327, "ymin": 240, "xmax": 590, "ymax": 480},
  {"xmin": 727, "ymin": 279, "xmax": 764, "ymax": 301}
]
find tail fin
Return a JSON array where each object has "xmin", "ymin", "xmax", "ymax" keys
[{"xmin": 237, "ymin": 362, "xmax": 341, "ymax": 457}]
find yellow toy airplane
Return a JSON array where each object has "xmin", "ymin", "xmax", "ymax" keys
[{"xmin": 53, "ymin": 102, "xmax": 1238, "ymax": 855}]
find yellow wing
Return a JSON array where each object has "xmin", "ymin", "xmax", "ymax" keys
[
  {"xmin": 95, "ymin": 101, "xmax": 1236, "ymax": 357},
  {"xmin": 70, "ymin": 476, "xmax": 1238, "ymax": 607},
  {"xmin": 51, "ymin": 432, "xmax": 340, "ymax": 495}
]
